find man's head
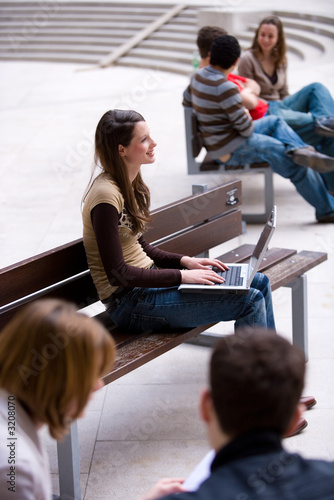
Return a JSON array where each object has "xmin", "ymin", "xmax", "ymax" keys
[
  {"xmin": 210, "ymin": 35, "xmax": 241, "ymax": 70},
  {"xmin": 197, "ymin": 26, "xmax": 227, "ymax": 59},
  {"xmin": 202, "ymin": 329, "xmax": 305, "ymax": 441}
]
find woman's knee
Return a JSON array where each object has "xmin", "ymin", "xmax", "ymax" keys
[{"xmin": 251, "ymin": 272, "xmax": 270, "ymax": 291}]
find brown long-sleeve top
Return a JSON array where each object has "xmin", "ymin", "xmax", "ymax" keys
[
  {"xmin": 238, "ymin": 50, "xmax": 289, "ymax": 102},
  {"xmin": 82, "ymin": 174, "xmax": 183, "ymax": 301}
]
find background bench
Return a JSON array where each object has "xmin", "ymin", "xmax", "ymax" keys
[
  {"xmin": 184, "ymin": 106, "xmax": 274, "ymax": 225},
  {"xmin": 0, "ymin": 180, "xmax": 327, "ymax": 500}
]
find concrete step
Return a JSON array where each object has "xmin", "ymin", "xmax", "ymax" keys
[
  {"xmin": 278, "ymin": 19, "xmax": 334, "ymax": 39},
  {"xmin": 0, "ymin": 35, "xmax": 124, "ymax": 47},
  {"xmin": 1, "ymin": 27, "xmax": 136, "ymax": 38},
  {"xmin": 274, "ymin": 10, "xmax": 334, "ymax": 27},
  {"xmin": 0, "ymin": 20, "xmax": 150, "ymax": 30},
  {"xmin": 140, "ymin": 38, "xmax": 196, "ymax": 52},
  {"xmin": 116, "ymin": 55, "xmax": 193, "ymax": 76},
  {"xmin": 128, "ymin": 46, "xmax": 193, "ymax": 64},
  {"xmin": 0, "ymin": 1, "xmax": 170, "ymax": 16},
  {"xmin": 149, "ymin": 31, "xmax": 196, "ymax": 43},
  {"xmin": 0, "ymin": 51, "xmax": 100, "ymax": 64},
  {"xmin": 0, "ymin": 44, "xmax": 113, "ymax": 56},
  {"xmin": 158, "ymin": 23, "xmax": 197, "ymax": 34},
  {"xmin": 0, "ymin": 13, "xmax": 159, "ymax": 22}
]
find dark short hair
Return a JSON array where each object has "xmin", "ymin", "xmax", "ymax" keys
[
  {"xmin": 210, "ymin": 35, "xmax": 241, "ymax": 69},
  {"xmin": 210, "ymin": 329, "xmax": 305, "ymax": 437},
  {"xmin": 196, "ymin": 26, "xmax": 227, "ymax": 59}
]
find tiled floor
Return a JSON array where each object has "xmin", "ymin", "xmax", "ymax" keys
[{"xmin": 1, "ymin": 2, "xmax": 334, "ymax": 499}]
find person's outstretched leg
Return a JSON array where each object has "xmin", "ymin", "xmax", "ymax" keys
[
  {"xmin": 253, "ymin": 115, "xmax": 334, "ymax": 174},
  {"xmin": 268, "ymin": 83, "xmax": 334, "ymax": 156},
  {"xmin": 254, "ymin": 115, "xmax": 306, "ymax": 151},
  {"xmin": 225, "ymin": 132, "xmax": 334, "ymax": 220},
  {"xmin": 282, "ymin": 82, "xmax": 334, "ymax": 119}
]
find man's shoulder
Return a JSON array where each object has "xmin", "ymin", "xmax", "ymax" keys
[{"xmin": 193, "ymin": 67, "xmax": 239, "ymax": 94}]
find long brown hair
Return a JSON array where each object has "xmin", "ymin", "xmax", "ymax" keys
[
  {"xmin": 91, "ymin": 109, "xmax": 151, "ymax": 233},
  {"xmin": 251, "ymin": 15, "xmax": 287, "ymax": 68},
  {"xmin": 0, "ymin": 299, "xmax": 116, "ymax": 440}
]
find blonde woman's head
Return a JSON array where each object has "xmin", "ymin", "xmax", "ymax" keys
[{"xmin": 0, "ymin": 299, "xmax": 116, "ymax": 439}]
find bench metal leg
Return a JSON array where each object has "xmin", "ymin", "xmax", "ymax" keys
[
  {"xmin": 56, "ymin": 420, "xmax": 82, "ymax": 500},
  {"xmin": 284, "ymin": 274, "xmax": 308, "ymax": 360},
  {"xmin": 242, "ymin": 168, "xmax": 274, "ymax": 224}
]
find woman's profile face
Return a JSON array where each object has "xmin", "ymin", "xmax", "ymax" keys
[
  {"xmin": 257, "ymin": 23, "xmax": 279, "ymax": 54},
  {"xmin": 120, "ymin": 120, "xmax": 157, "ymax": 169}
]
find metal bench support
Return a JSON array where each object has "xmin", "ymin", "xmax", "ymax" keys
[
  {"xmin": 56, "ymin": 421, "xmax": 81, "ymax": 500},
  {"xmin": 285, "ymin": 274, "xmax": 308, "ymax": 360},
  {"xmin": 185, "ymin": 107, "xmax": 274, "ymax": 224}
]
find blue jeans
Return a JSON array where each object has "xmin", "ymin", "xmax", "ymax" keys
[
  {"xmin": 267, "ymin": 82, "xmax": 334, "ymax": 158},
  {"xmin": 224, "ymin": 115, "xmax": 334, "ymax": 218},
  {"xmin": 107, "ymin": 272, "xmax": 275, "ymax": 333}
]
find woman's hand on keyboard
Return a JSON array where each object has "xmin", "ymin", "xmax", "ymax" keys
[
  {"xmin": 180, "ymin": 256, "xmax": 229, "ymax": 272},
  {"xmin": 180, "ymin": 268, "xmax": 226, "ymax": 285}
]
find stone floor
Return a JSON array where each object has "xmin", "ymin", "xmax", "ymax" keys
[{"xmin": 1, "ymin": 2, "xmax": 334, "ymax": 499}]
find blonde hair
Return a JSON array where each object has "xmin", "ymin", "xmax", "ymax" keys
[{"xmin": 0, "ymin": 299, "xmax": 116, "ymax": 440}]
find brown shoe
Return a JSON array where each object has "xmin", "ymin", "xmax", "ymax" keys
[
  {"xmin": 293, "ymin": 148, "xmax": 334, "ymax": 173},
  {"xmin": 284, "ymin": 417, "xmax": 308, "ymax": 438},
  {"xmin": 300, "ymin": 395, "xmax": 317, "ymax": 410}
]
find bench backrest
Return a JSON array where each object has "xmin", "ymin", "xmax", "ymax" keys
[
  {"xmin": 0, "ymin": 181, "xmax": 242, "ymax": 330},
  {"xmin": 184, "ymin": 107, "xmax": 220, "ymax": 174}
]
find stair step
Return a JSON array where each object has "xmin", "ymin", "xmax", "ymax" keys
[
  {"xmin": 0, "ymin": 51, "xmax": 100, "ymax": 64},
  {"xmin": 140, "ymin": 38, "xmax": 196, "ymax": 52},
  {"xmin": 1, "ymin": 27, "xmax": 137, "ymax": 38},
  {"xmin": 0, "ymin": 44, "xmax": 113, "ymax": 55},
  {"xmin": 0, "ymin": 35, "xmax": 125, "ymax": 46},
  {"xmin": 149, "ymin": 31, "xmax": 196, "ymax": 43},
  {"xmin": 0, "ymin": 6, "xmax": 168, "ymax": 16},
  {"xmin": 0, "ymin": 19, "xmax": 150, "ymax": 30},
  {"xmin": 116, "ymin": 55, "xmax": 192, "ymax": 76},
  {"xmin": 129, "ymin": 46, "xmax": 192, "ymax": 64},
  {"xmin": 274, "ymin": 10, "xmax": 334, "ymax": 27}
]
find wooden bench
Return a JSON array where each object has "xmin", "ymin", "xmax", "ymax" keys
[
  {"xmin": 0, "ymin": 180, "xmax": 327, "ymax": 500},
  {"xmin": 184, "ymin": 106, "xmax": 274, "ymax": 224}
]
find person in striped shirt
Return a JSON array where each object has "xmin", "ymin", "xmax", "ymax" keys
[{"xmin": 183, "ymin": 35, "xmax": 334, "ymax": 223}]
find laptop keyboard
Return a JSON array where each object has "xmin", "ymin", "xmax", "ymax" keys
[{"xmin": 214, "ymin": 266, "xmax": 243, "ymax": 286}]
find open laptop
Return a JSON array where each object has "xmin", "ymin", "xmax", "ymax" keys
[{"xmin": 178, "ymin": 206, "xmax": 277, "ymax": 295}]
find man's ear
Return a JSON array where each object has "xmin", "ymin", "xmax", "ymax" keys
[
  {"xmin": 199, "ymin": 388, "xmax": 213, "ymax": 423},
  {"xmin": 231, "ymin": 57, "xmax": 240, "ymax": 71}
]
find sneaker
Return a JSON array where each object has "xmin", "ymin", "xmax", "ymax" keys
[
  {"xmin": 293, "ymin": 148, "xmax": 334, "ymax": 173},
  {"xmin": 315, "ymin": 117, "xmax": 334, "ymax": 138}
]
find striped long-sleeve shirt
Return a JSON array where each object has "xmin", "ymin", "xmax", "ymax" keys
[{"xmin": 183, "ymin": 66, "xmax": 254, "ymax": 159}]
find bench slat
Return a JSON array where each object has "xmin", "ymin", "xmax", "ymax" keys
[
  {"xmin": 156, "ymin": 209, "xmax": 242, "ymax": 255},
  {"xmin": 217, "ymin": 244, "xmax": 297, "ymax": 267},
  {"xmin": 264, "ymin": 250, "xmax": 327, "ymax": 290},
  {"xmin": 145, "ymin": 180, "xmax": 242, "ymax": 243},
  {"xmin": 103, "ymin": 323, "xmax": 215, "ymax": 385},
  {"xmin": 0, "ymin": 239, "xmax": 87, "ymax": 307}
]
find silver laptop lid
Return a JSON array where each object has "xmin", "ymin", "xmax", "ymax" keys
[{"xmin": 247, "ymin": 206, "xmax": 277, "ymax": 285}]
